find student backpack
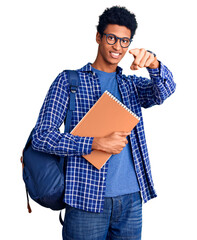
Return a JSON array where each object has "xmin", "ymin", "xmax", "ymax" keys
[{"xmin": 20, "ymin": 70, "xmax": 80, "ymax": 213}]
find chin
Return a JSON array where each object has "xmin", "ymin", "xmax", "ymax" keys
[{"xmin": 107, "ymin": 57, "xmax": 121, "ymax": 65}]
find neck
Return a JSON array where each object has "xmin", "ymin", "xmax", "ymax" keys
[{"xmin": 92, "ymin": 56, "xmax": 117, "ymax": 73}]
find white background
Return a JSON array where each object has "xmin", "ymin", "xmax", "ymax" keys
[{"xmin": 1, "ymin": 0, "xmax": 197, "ymax": 239}]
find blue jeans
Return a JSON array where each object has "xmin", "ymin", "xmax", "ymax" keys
[{"xmin": 62, "ymin": 192, "xmax": 142, "ymax": 240}]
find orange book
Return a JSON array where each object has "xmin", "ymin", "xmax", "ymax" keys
[{"xmin": 71, "ymin": 91, "xmax": 140, "ymax": 170}]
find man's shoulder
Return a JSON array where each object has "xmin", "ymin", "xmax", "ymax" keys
[
  {"xmin": 119, "ymin": 71, "xmax": 135, "ymax": 84},
  {"xmin": 78, "ymin": 63, "xmax": 92, "ymax": 72},
  {"xmin": 49, "ymin": 71, "xmax": 69, "ymax": 93},
  {"xmin": 55, "ymin": 65, "xmax": 90, "ymax": 89},
  {"xmin": 59, "ymin": 63, "xmax": 92, "ymax": 77}
]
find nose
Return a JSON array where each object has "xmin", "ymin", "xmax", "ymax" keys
[{"xmin": 112, "ymin": 39, "xmax": 121, "ymax": 51}]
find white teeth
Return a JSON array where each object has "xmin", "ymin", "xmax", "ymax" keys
[{"xmin": 111, "ymin": 52, "xmax": 119, "ymax": 56}]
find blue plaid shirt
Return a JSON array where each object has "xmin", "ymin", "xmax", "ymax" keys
[{"xmin": 32, "ymin": 62, "xmax": 176, "ymax": 213}]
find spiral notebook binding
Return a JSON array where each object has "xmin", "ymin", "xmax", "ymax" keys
[{"xmin": 105, "ymin": 90, "xmax": 140, "ymax": 121}]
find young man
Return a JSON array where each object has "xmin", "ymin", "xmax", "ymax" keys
[{"xmin": 32, "ymin": 6, "xmax": 176, "ymax": 240}]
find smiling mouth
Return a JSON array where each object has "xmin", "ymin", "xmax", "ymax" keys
[{"xmin": 110, "ymin": 51, "xmax": 122, "ymax": 59}]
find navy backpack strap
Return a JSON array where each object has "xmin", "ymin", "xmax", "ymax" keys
[
  {"xmin": 59, "ymin": 70, "xmax": 80, "ymax": 226},
  {"xmin": 64, "ymin": 70, "xmax": 80, "ymax": 133},
  {"xmin": 59, "ymin": 70, "xmax": 80, "ymax": 170}
]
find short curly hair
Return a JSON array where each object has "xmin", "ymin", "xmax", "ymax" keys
[{"xmin": 97, "ymin": 6, "xmax": 138, "ymax": 39}]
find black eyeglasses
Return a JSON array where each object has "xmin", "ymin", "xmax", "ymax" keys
[{"xmin": 103, "ymin": 33, "xmax": 132, "ymax": 48}]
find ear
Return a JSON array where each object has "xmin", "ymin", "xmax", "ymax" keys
[{"xmin": 96, "ymin": 32, "xmax": 102, "ymax": 44}]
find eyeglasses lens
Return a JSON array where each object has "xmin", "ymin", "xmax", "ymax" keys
[{"xmin": 106, "ymin": 34, "xmax": 130, "ymax": 48}]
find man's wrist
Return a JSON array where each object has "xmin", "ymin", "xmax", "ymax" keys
[
  {"xmin": 148, "ymin": 58, "xmax": 160, "ymax": 69},
  {"xmin": 92, "ymin": 137, "xmax": 102, "ymax": 151},
  {"xmin": 75, "ymin": 135, "xmax": 94, "ymax": 155}
]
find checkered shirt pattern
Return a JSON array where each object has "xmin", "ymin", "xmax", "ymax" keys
[{"xmin": 32, "ymin": 62, "xmax": 176, "ymax": 213}]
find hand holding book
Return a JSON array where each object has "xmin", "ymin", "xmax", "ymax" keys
[{"xmin": 92, "ymin": 131, "xmax": 131, "ymax": 155}]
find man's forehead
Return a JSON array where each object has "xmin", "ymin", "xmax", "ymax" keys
[{"xmin": 104, "ymin": 24, "xmax": 131, "ymax": 38}]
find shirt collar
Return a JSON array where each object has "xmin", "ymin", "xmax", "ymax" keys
[{"xmin": 79, "ymin": 62, "xmax": 123, "ymax": 75}]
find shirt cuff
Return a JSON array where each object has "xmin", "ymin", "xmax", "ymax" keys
[
  {"xmin": 74, "ymin": 135, "xmax": 94, "ymax": 155},
  {"xmin": 147, "ymin": 61, "xmax": 166, "ymax": 82},
  {"xmin": 147, "ymin": 62, "xmax": 160, "ymax": 77}
]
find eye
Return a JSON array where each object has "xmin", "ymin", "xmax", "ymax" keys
[
  {"xmin": 122, "ymin": 38, "xmax": 130, "ymax": 44},
  {"xmin": 108, "ymin": 35, "xmax": 115, "ymax": 41}
]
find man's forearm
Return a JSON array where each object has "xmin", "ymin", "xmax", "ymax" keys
[{"xmin": 32, "ymin": 130, "xmax": 93, "ymax": 157}]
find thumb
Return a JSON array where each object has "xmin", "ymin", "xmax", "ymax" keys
[{"xmin": 129, "ymin": 48, "xmax": 140, "ymax": 57}]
